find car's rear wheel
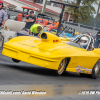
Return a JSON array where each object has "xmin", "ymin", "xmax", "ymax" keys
[
  {"xmin": 57, "ymin": 58, "xmax": 67, "ymax": 75},
  {"xmin": 91, "ymin": 60, "xmax": 100, "ymax": 79},
  {"xmin": 12, "ymin": 58, "xmax": 20, "ymax": 63},
  {"xmin": 80, "ymin": 61, "xmax": 100, "ymax": 79}
]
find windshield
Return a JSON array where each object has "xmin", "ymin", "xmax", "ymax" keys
[
  {"xmin": 59, "ymin": 27, "xmax": 76, "ymax": 38},
  {"xmin": 66, "ymin": 42, "xmax": 84, "ymax": 49}
]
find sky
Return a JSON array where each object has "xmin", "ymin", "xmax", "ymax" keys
[{"xmin": 93, "ymin": 4, "xmax": 99, "ymax": 16}]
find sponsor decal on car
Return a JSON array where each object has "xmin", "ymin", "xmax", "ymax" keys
[{"xmin": 76, "ymin": 66, "xmax": 92, "ymax": 74}]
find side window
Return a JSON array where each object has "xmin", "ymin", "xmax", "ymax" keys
[
  {"xmin": 53, "ymin": 3, "xmax": 60, "ymax": 7},
  {"xmin": 47, "ymin": 1, "xmax": 51, "ymax": 5},
  {"xmin": 36, "ymin": 0, "xmax": 43, "ymax": 4},
  {"xmin": 72, "ymin": 35, "xmax": 81, "ymax": 43}
]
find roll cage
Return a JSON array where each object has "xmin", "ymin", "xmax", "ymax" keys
[
  {"xmin": 59, "ymin": 26, "xmax": 75, "ymax": 36},
  {"xmin": 72, "ymin": 34, "xmax": 94, "ymax": 51}
]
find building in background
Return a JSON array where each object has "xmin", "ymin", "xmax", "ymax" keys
[
  {"xmin": 1, "ymin": 0, "xmax": 16, "ymax": 10},
  {"xmin": 3, "ymin": 0, "xmax": 73, "ymax": 21}
]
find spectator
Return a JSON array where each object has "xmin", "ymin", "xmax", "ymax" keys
[
  {"xmin": 30, "ymin": 24, "xmax": 43, "ymax": 37},
  {"xmin": 96, "ymin": 29, "xmax": 100, "ymax": 40},
  {"xmin": 0, "ymin": 1, "xmax": 8, "ymax": 29},
  {"xmin": 25, "ymin": 10, "xmax": 36, "ymax": 32},
  {"xmin": 46, "ymin": 20, "xmax": 59, "ymax": 31},
  {"xmin": 94, "ymin": 29, "xmax": 100, "ymax": 48}
]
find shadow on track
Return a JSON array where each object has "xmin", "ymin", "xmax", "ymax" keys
[{"xmin": 0, "ymin": 63, "xmax": 93, "ymax": 79}]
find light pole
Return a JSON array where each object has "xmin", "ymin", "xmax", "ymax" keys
[
  {"xmin": 94, "ymin": 1, "xmax": 100, "ymax": 27},
  {"xmin": 41, "ymin": 0, "xmax": 47, "ymax": 14},
  {"xmin": 50, "ymin": 0, "xmax": 78, "ymax": 36}
]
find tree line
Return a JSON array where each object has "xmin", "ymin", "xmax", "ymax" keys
[{"xmin": 62, "ymin": 0, "xmax": 99, "ymax": 27}]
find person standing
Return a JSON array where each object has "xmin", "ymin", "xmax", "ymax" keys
[
  {"xmin": 25, "ymin": 10, "xmax": 36, "ymax": 32},
  {"xmin": 96, "ymin": 29, "xmax": 100, "ymax": 40},
  {"xmin": 0, "ymin": 1, "xmax": 8, "ymax": 29},
  {"xmin": 94, "ymin": 29, "xmax": 100, "ymax": 48},
  {"xmin": 30, "ymin": 24, "xmax": 43, "ymax": 37}
]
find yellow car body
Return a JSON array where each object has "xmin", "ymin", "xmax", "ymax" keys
[
  {"xmin": 2, "ymin": 32, "xmax": 100, "ymax": 78},
  {"xmin": 75, "ymin": 31, "xmax": 81, "ymax": 35}
]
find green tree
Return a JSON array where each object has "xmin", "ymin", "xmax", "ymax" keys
[{"xmin": 63, "ymin": 0, "xmax": 99, "ymax": 24}]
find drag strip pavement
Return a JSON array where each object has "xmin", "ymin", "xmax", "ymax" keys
[{"xmin": 0, "ymin": 49, "xmax": 100, "ymax": 100}]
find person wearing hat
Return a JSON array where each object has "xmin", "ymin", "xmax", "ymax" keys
[
  {"xmin": 25, "ymin": 10, "xmax": 36, "ymax": 32},
  {"xmin": 0, "ymin": 1, "xmax": 8, "ymax": 29}
]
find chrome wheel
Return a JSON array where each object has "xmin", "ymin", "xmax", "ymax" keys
[{"xmin": 58, "ymin": 59, "xmax": 66, "ymax": 75}]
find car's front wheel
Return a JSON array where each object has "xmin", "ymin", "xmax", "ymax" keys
[
  {"xmin": 91, "ymin": 60, "xmax": 100, "ymax": 79},
  {"xmin": 57, "ymin": 58, "xmax": 67, "ymax": 75},
  {"xmin": 12, "ymin": 58, "xmax": 20, "ymax": 63}
]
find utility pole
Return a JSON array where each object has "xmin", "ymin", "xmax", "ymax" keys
[
  {"xmin": 41, "ymin": 0, "xmax": 47, "ymax": 14},
  {"xmin": 94, "ymin": 1, "xmax": 100, "ymax": 27},
  {"xmin": 50, "ymin": 0, "xmax": 78, "ymax": 36}
]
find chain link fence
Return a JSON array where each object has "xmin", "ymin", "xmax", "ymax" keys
[{"xmin": 62, "ymin": 21, "xmax": 100, "ymax": 36}]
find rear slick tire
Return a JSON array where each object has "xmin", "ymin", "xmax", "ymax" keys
[{"xmin": 91, "ymin": 60, "xmax": 100, "ymax": 79}]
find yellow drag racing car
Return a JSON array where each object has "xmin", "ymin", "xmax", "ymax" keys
[{"xmin": 2, "ymin": 32, "xmax": 100, "ymax": 79}]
